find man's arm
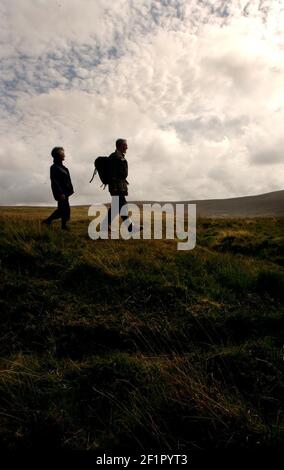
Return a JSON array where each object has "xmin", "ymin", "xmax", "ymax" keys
[
  {"xmin": 109, "ymin": 156, "xmax": 128, "ymax": 181},
  {"xmin": 118, "ymin": 160, "xmax": 128, "ymax": 180}
]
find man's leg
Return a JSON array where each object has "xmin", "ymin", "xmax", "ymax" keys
[
  {"xmin": 107, "ymin": 195, "xmax": 142, "ymax": 233},
  {"xmin": 107, "ymin": 195, "xmax": 121, "ymax": 228},
  {"xmin": 119, "ymin": 195, "xmax": 133, "ymax": 231},
  {"xmin": 107, "ymin": 204, "xmax": 113, "ymax": 227},
  {"xmin": 120, "ymin": 195, "xmax": 143, "ymax": 233}
]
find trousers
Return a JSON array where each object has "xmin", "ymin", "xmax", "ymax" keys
[
  {"xmin": 107, "ymin": 195, "xmax": 132, "ymax": 228},
  {"xmin": 46, "ymin": 198, "xmax": 70, "ymax": 227}
]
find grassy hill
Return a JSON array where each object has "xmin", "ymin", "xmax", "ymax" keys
[
  {"xmin": 0, "ymin": 206, "xmax": 284, "ymax": 452},
  {"xmin": 189, "ymin": 189, "xmax": 284, "ymax": 217},
  {"xmin": 129, "ymin": 189, "xmax": 284, "ymax": 217}
]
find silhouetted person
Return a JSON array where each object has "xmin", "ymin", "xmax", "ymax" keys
[
  {"xmin": 42, "ymin": 147, "xmax": 74, "ymax": 230},
  {"xmin": 107, "ymin": 139, "xmax": 142, "ymax": 233}
]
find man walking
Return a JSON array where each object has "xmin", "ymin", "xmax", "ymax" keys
[
  {"xmin": 107, "ymin": 139, "xmax": 142, "ymax": 233},
  {"xmin": 42, "ymin": 147, "xmax": 74, "ymax": 230}
]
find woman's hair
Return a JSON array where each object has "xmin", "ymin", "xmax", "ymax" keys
[{"xmin": 51, "ymin": 147, "xmax": 64, "ymax": 159}]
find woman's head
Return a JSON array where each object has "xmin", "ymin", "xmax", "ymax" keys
[{"xmin": 51, "ymin": 147, "xmax": 65, "ymax": 163}]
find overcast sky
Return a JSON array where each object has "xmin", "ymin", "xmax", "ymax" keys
[{"xmin": 1, "ymin": 0, "xmax": 284, "ymax": 205}]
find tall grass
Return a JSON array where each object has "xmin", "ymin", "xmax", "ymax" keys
[{"xmin": 0, "ymin": 209, "xmax": 283, "ymax": 450}]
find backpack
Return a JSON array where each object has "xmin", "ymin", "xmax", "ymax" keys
[{"xmin": 89, "ymin": 156, "xmax": 110, "ymax": 188}]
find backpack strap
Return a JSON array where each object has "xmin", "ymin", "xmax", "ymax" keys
[{"xmin": 89, "ymin": 167, "xmax": 97, "ymax": 183}]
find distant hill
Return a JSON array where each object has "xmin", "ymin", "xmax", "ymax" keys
[
  {"xmin": 0, "ymin": 190, "xmax": 283, "ymax": 218},
  {"xmin": 132, "ymin": 190, "xmax": 284, "ymax": 218}
]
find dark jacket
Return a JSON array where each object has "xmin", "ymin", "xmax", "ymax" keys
[
  {"xmin": 108, "ymin": 150, "xmax": 129, "ymax": 196},
  {"xmin": 50, "ymin": 163, "xmax": 74, "ymax": 201}
]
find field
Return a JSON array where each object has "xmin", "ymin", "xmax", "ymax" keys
[{"xmin": 0, "ymin": 205, "xmax": 283, "ymax": 452}]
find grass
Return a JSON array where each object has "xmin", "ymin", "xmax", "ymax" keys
[{"xmin": 0, "ymin": 206, "xmax": 283, "ymax": 451}]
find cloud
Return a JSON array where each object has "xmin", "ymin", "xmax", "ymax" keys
[
  {"xmin": 0, "ymin": 0, "xmax": 284, "ymax": 205},
  {"xmin": 251, "ymin": 149, "xmax": 284, "ymax": 165}
]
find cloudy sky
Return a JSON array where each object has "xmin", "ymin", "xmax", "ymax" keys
[{"xmin": 1, "ymin": 0, "xmax": 284, "ymax": 205}]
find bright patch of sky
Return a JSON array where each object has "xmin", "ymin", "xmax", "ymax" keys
[{"xmin": 0, "ymin": 0, "xmax": 284, "ymax": 204}]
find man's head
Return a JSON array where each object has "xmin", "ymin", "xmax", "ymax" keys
[
  {"xmin": 116, "ymin": 139, "xmax": 128, "ymax": 154},
  {"xmin": 51, "ymin": 147, "xmax": 65, "ymax": 163}
]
